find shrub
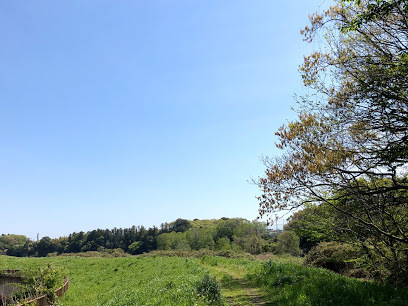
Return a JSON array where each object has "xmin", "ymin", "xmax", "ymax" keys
[
  {"xmin": 11, "ymin": 264, "xmax": 66, "ymax": 304},
  {"xmin": 195, "ymin": 274, "xmax": 222, "ymax": 305},
  {"xmin": 111, "ymin": 248, "xmax": 129, "ymax": 257},
  {"xmin": 305, "ymin": 241, "xmax": 360, "ymax": 274}
]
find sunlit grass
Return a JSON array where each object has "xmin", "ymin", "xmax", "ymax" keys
[
  {"xmin": 247, "ymin": 259, "xmax": 408, "ymax": 305},
  {"xmin": 0, "ymin": 255, "xmax": 213, "ymax": 305},
  {"xmin": 1, "ymin": 254, "xmax": 407, "ymax": 305}
]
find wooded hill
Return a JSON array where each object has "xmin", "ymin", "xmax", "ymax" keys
[{"xmin": 0, "ymin": 218, "xmax": 273, "ymax": 257}]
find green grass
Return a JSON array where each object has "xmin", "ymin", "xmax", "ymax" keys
[
  {"xmin": 200, "ymin": 255, "xmax": 408, "ymax": 305},
  {"xmin": 0, "ymin": 255, "xmax": 216, "ymax": 305},
  {"xmin": 1, "ymin": 254, "xmax": 408, "ymax": 305},
  {"xmin": 247, "ymin": 259, "xmax": 408, "ymax": 305},
  {"xmin": 201, "ymin": 256, "xmax": 267, "ymax": 305}
]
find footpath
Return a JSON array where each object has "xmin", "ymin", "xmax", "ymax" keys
[{"xmin": 204, "ymin": 264, "xmax": 267, "ymax": 305}]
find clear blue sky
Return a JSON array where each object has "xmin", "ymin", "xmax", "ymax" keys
[{"xmin": 0, "ymin": 0, "xmax": 330, "ymax": 239}]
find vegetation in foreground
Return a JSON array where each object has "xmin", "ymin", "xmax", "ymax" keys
[
  {"xmin": 1, "ymin": 254, "xmax": 408, "ymax": 305},
  {"xmin": 0, "ymin": 255, "xmax": 222, "ymax": 305}
]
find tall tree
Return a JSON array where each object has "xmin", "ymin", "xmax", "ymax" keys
[{"xmin": 257, "ymin": 0, "xmax": 408, "ymax": 284}]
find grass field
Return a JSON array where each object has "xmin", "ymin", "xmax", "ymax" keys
[
  {"xmin": 1, "ymin": 254, "xmax": 408, "ymax": 305},
  {"xmin": 0, "ymin": 255, "xmax": 213, "ymax": 305}
]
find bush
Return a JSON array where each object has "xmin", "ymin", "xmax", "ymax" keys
[
  {"xmin": 305, "ymin": 241, "xmax": 360, "ymax": 275},
  {"xmin": 275, "ymin": 231, "xmax": 302, "ymax": 256},
  {"xmin": 111, "ymin": 248, "xmax": 129, "ymax": 257},
  {"xmin": 12, "ymin": 264, "xmax": 66, "ymax": 304},
  {"xmin": 195, "ymin": 274, "xmax": 222, "ymax": 305}
]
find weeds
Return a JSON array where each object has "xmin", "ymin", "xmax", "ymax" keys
[
  {"xmin": 195, "ymin": 274, "xmax": 222, "ymax": 305},
  {"xmin": 247, "ymin": 259, "xmax": 408, "ymax": 305}
]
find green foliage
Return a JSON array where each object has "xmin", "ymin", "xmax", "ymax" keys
[
  {"xmin": 257, "ymin": 0, "xmax": 408, "ymax": 284},
  {"xmin": 190, "ymin": 219, "xmax": 222, "ymax": 231},
  {"xmin": 186, "ymin": 228, "xmax": 215, "ymax": 250},
  {"xmin": 0, "ymin": 255, "xmax": 213, "ymax": 305},
  {"xmin": 156, "ymin": 231, "xmax": 190, "ymax": 251},
  {"xmin": 215, "ymin": 238, "xmax": 231, "ymax": 251},
  {"xmin": 37, "ymin": 236, "xmax": 55, "ymax": 257},
  {"xmin": 127, "ymin": 241, "xmax": 142, "ymax": 255},
  {"xmin": 215, "ymin": 219, "xmax": 236, "ymax": 241},
  {"xmin": 11, "ymin": 263, "xmax": 66, "ymax": 304},
  {"xmin": 285, "ymin": 204, "xmax": 335, "ymax": 252},
  {"xmin": 305, "ymin": 241, "xmax": 361, "ymax": 275},
  {"xmin": 0, "ymin": 234, "xmax": 29, "ymax": 256},
  {"xmin": 2, "ymin": 255, "xmax": 408, "ymax": 305},
  {"xmin": 247, "ymin": 259, "xmax": 408, "ymax": 305},
  {"xmin": 195, "ymin": 274, "xmax": 222, "ymax": 305},
  {"xmin": 275, "ymin": 231, "xmax": 302, "ymax": 256},
  {"xmin": 233, "ymin": 235, "xmax": 262, "ymax": 254},
  {"xmin": 142, "ymin": 249, "xmax": 255, "ymax": 260},
  {"xmin": 341, "ymin": 0, "xmax": 408, "ymax": 31},
  {"xmin": 156, "ymin": 218, "xmax": 267, "ymax": 255},
  {"xmin": 110, "ymin": 248, "xmax": 128, "ymax": 257},
  {"xmin": 0, "ymin": 234, "xmax": 27, "ymax": 248},
  {"xmin": 2, "ymin": 218, "xmax": 270, "ymax": 259},
  {"xmin": 330, "ymin": 179, "xmax": 408, "ymax": 285},
  {"xmin": 171, "ymin": 218, "xmax": 192, "ymax": 232}
]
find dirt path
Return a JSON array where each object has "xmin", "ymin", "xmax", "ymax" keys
[
  {"xmin": 205, "ymin": 266, "xmax": 267, "ymax": 305},
  {"xmin": 255, "ymin": 253, "xmax": 274, "ymax": 261},
  {"xmin": 226, "ymin": 276, "xmax": 264, "ymax": 305}
]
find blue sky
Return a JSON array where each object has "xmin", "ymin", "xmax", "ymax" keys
[{"xmin": 0, "ymin": 0, "xmax": 330, "ymax": 239}]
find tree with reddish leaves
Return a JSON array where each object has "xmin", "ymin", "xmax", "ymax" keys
[{"xmin": 257, "ymin": 0, "xmax": 408, "ymax": 284}]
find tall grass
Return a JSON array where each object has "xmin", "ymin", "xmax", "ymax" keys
[
  {"xmin": 247, "ymin": 259, "xmax": 408, "ymax": 305},
  {"xmin": 0, "ymin": 255, "xmax": 217, "ymax": 305},
  {"xmin": 1, "ymin": 254, "xmax": 407, "ymax": 305}
]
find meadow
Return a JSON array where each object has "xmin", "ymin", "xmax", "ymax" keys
[
  {"xmin": 1, "ymin": 254, "xmax": 408, "ymax": 305},
  {"xmin": 0, "ymin": 255, "xmax": 213, "ymax": 305}
]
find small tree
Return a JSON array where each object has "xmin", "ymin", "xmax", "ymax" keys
[
  {"xmin": 275, "ymin": 231, "xmax": 302, "ymax": 256},
  {"xmin": 128, "ymin": 241, "xmax": 142, "ymax": 255},
  {"xmin": 215, "ymin": 238, "xmax": 231, "ymax": 251}
]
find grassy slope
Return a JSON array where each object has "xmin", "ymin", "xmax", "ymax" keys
[{"xmin": 1, "ymin": 255, "xmax": 408, "ymax": 305}]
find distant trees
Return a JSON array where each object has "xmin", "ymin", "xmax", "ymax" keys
[
  {"xmin": 37, "ymin": 236, "xmax": 55, "ymax": 257},
  {"xmin": 1, "ymin": 218, "xmax": 269, "ymax": 257},
  {"xmin": 275, "ymin": 231, "xmax": 302, "ymax": 256},
  {"xmin": 186, "ymin": 228, "xmax": 214, "ymax": 250},
  {"xmin": 155, "ymin": 218, "xmax": 267, "ymax": 254},
  {"xmin": 0, "ymin": 234, "xmax": 28, "ymax": 255},
  {"xmin": 157, "ymin": 232, "xmax": 190, "ymax": 251},
  {"xmin": 128, "ymin": 241, "xmax": 142, "ymax": 255},
  {"xmin": 172, "ymin": 218, "xmax": 192, "ymax": 232}
]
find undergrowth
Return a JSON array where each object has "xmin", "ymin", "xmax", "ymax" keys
[{"xmin": 247, "ymin": 259, "xmax": 408, "ymax": 305}]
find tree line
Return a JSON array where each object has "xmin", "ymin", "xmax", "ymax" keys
[{"xmin": 0, "ymin": 218, "xmax": 271, "ymax": 257}]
